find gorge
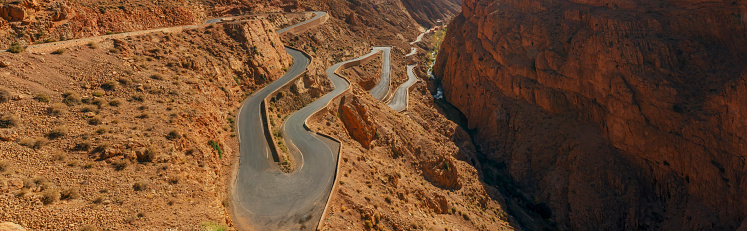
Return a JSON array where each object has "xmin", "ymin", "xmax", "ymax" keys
[{"xmin": 435, "ymin": 0, "xmax": 747, "ymax": 230}]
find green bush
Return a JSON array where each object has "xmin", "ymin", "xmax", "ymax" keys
[
  {"xmin": 51, "ymin": 48, "xmax": 66, "ymax": 55},
  {"xmin": 101, "ymin": 80, "xmax": 117, "ymax": 91},
  {"xmin": 8, "ymin": 42, "xmax": 24, "ymax": 53},
  {"xmin": 33, "ymin": 93, "xmax": 50, "ymax": 102},
  {"xmin": 208, "ymin": 140, "xmax": 222, "ymax": 158}
]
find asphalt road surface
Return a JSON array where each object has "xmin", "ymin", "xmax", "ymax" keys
[
  {"xmin": 387, "ymin": 64, "xmax": 418, "ymax": 112},
  {"xmin": 232, "ymin": 47, "xmax": 384, "ymax": 230},
  {"xmin": 277, "ymin": 11, "xmax": 327, "ymax": 34},
  {"xmin": 231, "ymin": 12, "xmax": 338, "ymax": 230},
  {"xmin": 405, "ymin": 47, "xmax": 417, "ymax": 57},
  {"xmin": 368, "ymin": 46, "xmax": 392, "ymax": 101},
  {"xmin": 410, "ymin": 29, "xmax": 430, "ymax": 44}
]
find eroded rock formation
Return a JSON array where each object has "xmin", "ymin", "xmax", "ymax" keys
[
  {"xmin": 339, "ymin": 95, "xmax": 376, "ymax": 149},
  {"xmin": 435, "ymin": 0, "xmax": 747, "ymax": 229}
]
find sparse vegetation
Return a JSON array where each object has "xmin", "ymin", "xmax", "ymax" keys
[
  {"xmin": 48, "ymin": 126, "xmax": 68, "ymax": 139},
  {"xmin": 51, "ymin": 48, "xmax": 66, "ymax": 54},
  {"xmin": 33, "ymin": 93, "xmax": 50, "ymax": 102},
  {"xmin": 73, "ymin": 142, "xmax": 92, "ymax": 152},
  {"xmin": 62, "ymin": 91, "xmax": 81, "ymax": 106},
  {"xmin": 8, "ymin": 42, "xmax": 24, "ymax": 53},
  {"xmin": 0, "ymin": 114, "xmax": 19, "ymax": 128},
  {"xmin": 88, "ymin": 116, "xmax": 102, "ymax": 125},
  {"xmin": 101, "ymin": 80, "xmax": 118, "ymax": 91},
  {"xmin": 42, "ymin": 188, "xmax": 60, "ymax": 205},
  {"xmin": 0, "ymin": 89, "xmax": 10, "ymax": 103},
  {"xmin": 0, "ymin": 160, "xmax": 9, "ymax": 173},
  {"xmin": 132, "ymin": 181, "xmax": 148, "ymax": 191},
  {"xmin": 109, "ymin": 99, "xmax": 121, "ymax": 107},
  {"xmin": 201, "ymin": 222, "xmax": 228, "ymax": 231},
  {"xmin": 61, "ymin": 188, "xmax": 80, "ymax": 200},
  {"xmin": 112, "ymin": 159, "xmax": 129, "ymax": 170},
  {"xmin": 208, "ymin": 140, "xmax": 222, "ymax": 158},
  {"xmin": 20, "ymin": 137, "xmax": 48, "ymax": 149},
  {"xmin": 166, "ymin": 130, "xmax": 181, "ymax": 140},
  {"xmin": 138, "ymin": 146, "xmax": 159, "ymax": 163},
  {"xmin": 48, "ymin": 103, "xmax": 67, "ymax": 116}
]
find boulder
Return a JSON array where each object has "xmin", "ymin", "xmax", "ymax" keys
[
  {"xmin": 0, "ymin": 222, "xmax": 26, "ymax": 231},
  {"xmin": 338, "ymin": 95, "xmax": 376, "ymax": 149}
]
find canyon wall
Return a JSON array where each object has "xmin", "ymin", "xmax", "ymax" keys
[{"xmin": 435, "ymin": 0, "xmax": 747, "ymax": 230}]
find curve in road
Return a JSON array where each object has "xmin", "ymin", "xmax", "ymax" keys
[
  {"xmin": 277, "ymin": 11, "xmax": 327, "ymax": 34},
  {"xmin": 232, "ymin": 12, "xmax": 336, "ymax": 231},
  {"xmin": 387, "ymin": 64, "xmax": 418, "ymax": 112},
  {"xmin": 368, "ymin": 46, "xmax": 392, "ymax": 101}
]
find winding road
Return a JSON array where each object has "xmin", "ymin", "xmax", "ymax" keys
[
  {"xmin": 368, "ymin": 46, "xmax": 393, "ymax": 101},
  {"xmin": 231, "ymin": 12, "xmax": 340, "ymax": 230},
  {"xmin": 387, "ymin": 64, "xmax": 418, "ymax": 112}
]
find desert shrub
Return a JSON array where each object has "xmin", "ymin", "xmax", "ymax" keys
[
  {"xmin": 51, "ymin": 48, "xmax": 66, "ymax": 54},
  {"xmin": 150, "ymin": 74, "xmax": 164, "ymax": 80},
  {"xmin": 52, "ymin": 151, "xmax": 67, "ymax": 161},
  {"xmin": 138, "ymin": 146, "xmax": 159, "ymax": 163},
  {"xmin": 92, "ymin": 196, "xmax": 103, "ymax": 204},
  {"xmin": 167, "ymin": 175, "xmax": 180, "ymax": 185},
  {"xmin": 117, "ymin": 78, "xmax": 129, "ymax": 86},
  {"xmin": 8, "ymin": 42, "xmax": 24, "ymax": 53},
  {"xmin": 0, "ymin": 114, "xmax": 18, "ymax": 128},
  {"xmin": 101, "ymin": 80, "xmax": 117, "ymax": 91},
  {"xmin": 201, "ymin": 222, "xmax": 228, "ymax": 231},
  {"xmin": 80, "ymin": 105, "xmax": 96, "ymax": 113},
  {"xmin": 0, "ymin": 89, "xmax": 10, "ymax": 103},
  {"xmin": 20, "ymin": 137, "xmax": 47, "ymax": 149},
  {"xmin": 92, "ymin": 91, "xmax": 104, "ymax": 97},
  {"xmin": 88, "ymin": 116, "xmax": 102, "ymax": 125},
  {"xmin": 166, "ymin": 130, "xmax": 181, "ymax": 140},
  {"xmin": 95, "ymin": 127, "xmax": 108, "ymax": 135},
  {"xmin": 48, "ymin": 103, "xmax": 67, "ymax": 116},
  {"xmin": 135, "ymin": 113, "xmax": 148, "ymax": 119},
  {"xmin": 0, "ymin": 160, "xmax": 9, "ymax": 173},
  {"xmin": 111, "ymin": 159, "xmax": 128, "ymax": 170},
  {"xmin": 67, "ymin": 159, "xmax": 79, "ymax": 167},
  {"xmin": 33, "ymin": 93, "xmax": 50, "ymax": 102},
  {"xmin": 82, "ymin": 162, "xmax": 94, "ymax": 169},
  {"xmin": 62, "ymin": 91, "xmax": 81, "ymax": 106},
  {"xmin": 108, "ymin": 99, "xmax": 121, "ymax": 107},
  {"xmin": 92, "ymin": 98, "xmax": 106, "ymax": 107},
  {"xmin": 87, "ymin": 42, "xmax": 98, "ymax": 49},
  {"xmin": 41, "ymin": 188, "xmax": 60, "ymax": 205},
  {"xmin": 208, "ymin": 140, "xmax": 222, "ymax": 158},
  {"xmin": 132, "ymin": 181, "xmax": 148, "ymax": 191},
  {"xmin": 131, "ymin": 94, "xmax": 144, "ymax": 102},
  {"xmin": 72, "ymin": 142, "xmax": 91, "ymax": 151},
  {"xmin": 60, "ymin": 188, "xmax": 80, "ymax": 200},
  {"xmin": 48, "ymin": 126, "xmax": 68, "ymax": 139}
]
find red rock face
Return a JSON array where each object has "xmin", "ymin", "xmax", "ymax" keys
[
  {"xmin": 339, "ymin": 95, "xmax": 377, "ymax": 149},
  {"xmin": 435, "ymin": 0, "xmax": 747, "ymax": 230}
]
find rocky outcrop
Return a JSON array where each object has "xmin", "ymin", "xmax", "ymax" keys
[
  {"xmin": 223, "ymin": 20, "xmax": 292, "ymax": 82},
  {"xmin": 435, "ymin": 0, "xmax": 747, "ymax": 230},
  {"xmin": 0, "ymin": 222, "xmax": 26, "ymax": 231},
  {"xmin": 420, "ymin": 155, "xmax": 461, "ymax": 190},
  {"xmin": 339, "ymin": 95, "xmax": 376, "ymax": 149}
]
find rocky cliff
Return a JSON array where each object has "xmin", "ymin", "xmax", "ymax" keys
[{"xmin": 435, "ymin": 0, "xmax": 747, "ymax": 230}]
